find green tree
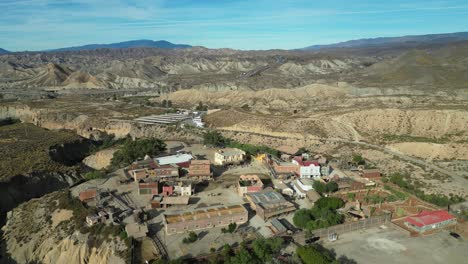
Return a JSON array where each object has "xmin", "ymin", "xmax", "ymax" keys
[
  {"xmin": 228, "ymin": 222, "xmax": 237, "ymax": 233},
  {"xmin": 297, "ymin": 246, "xmax": 331, "ymax": 264},
  {"xmin": 162, "ymin": 99, "xmax": 167, "ymax": 107},
  {"xmin": 315, "ymin": 197, "xmax": 345, "ymax": 210},
  {"xmin": 252, "ymin": 237, "xmax": 283, "ymax": 262},
  {"xmin": 325, "ymin": 182, "xmax": 339, "ymax": 193},
  {"xmin": 293, "ymin": 209, "xmax": 313, "ymax": 229},
  {"xmin": 203, "ymin": 130, "xmax": 228, "ymax": 147},
  {"xmin": 167, "ymin": 100, "xmax": 173, "ymax": 108},
  {"xmin": 313, "ymin": 181, "xmax": 326, "ymax": 194},
  {"xmin": 228, "ymin": 247, "xmax": 259, "ymax": 264},
  {"xmin": 111, "ymin": 138, "xmax": 166, "ymax": 167},
  {"xmin": 352, "ymin": 154, "xmax": 365, "ymax": 165}
]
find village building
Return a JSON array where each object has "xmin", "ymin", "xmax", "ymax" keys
[
  {"xmin": 163, "ymin": 205, "xmax": 248, "ymax": 235},
  {"xmin": 214, "ymin": 148, "xmax": 246, "ymax": 165},
  {"xmin": 174, "ymin": 182, "xmax": 193, "ymax": 196},
  {"xmin": 246, "ymin": 189, "xmax": 296, "ymax": 220},
  {"xmin": 85, "ymin": 210, "xmax": 108, "ymax": 226},
  {"xmin": 404, "ymin": 210, "xmax": 457, "ymax": 233},
  {"xmin": 79, "ymin": 188, "xmax": 98, "ymax": 203},
  {"xmin": 361, "ymin": 169, "xmax": 381, "ymax": 178},
  {"xmin": 138, "ymin": 182, "xmax": 158, "ymax": 196},
  {"xmin": 292, "ymin": 178, "xmax": 314, "ymax": 198},
  {"xmin": 271, "ymin": 158, "xmax": 300, "ymax": 178},
  {"xmin": 292, "ymin": 157, "xmax": 321, "ymax": 179},
  {"xmin": 273, "ymin": 180, "xmax": 294, "ymax": 196},
  {"xmin": 237, "ymin": 175, "xmax": 264, "ymax": 196},
  {"xmin": 270, "ymin": 218, "xmax": 288, "ymax": 236},
  {"xmin": 162, "ymin": 185, "xmax": 174, "ymax": 196},
  {"xmin": 125, "ymin": 223, "xmax": 149, "ymax": 239},
  {"xmin": 154, "ymin": 164, "xmax": 180, "ymax": 181},
  {"xmin": 188, "ymin": 160, "xmax": 213, "ymax": 181}
]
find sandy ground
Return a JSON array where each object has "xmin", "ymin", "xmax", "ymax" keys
[
  {"xmin": 51, "ymin": 209, "xmax": 73, "ymax": 228},
  {"xmin": 325, "ymin": 226, "xmax": 468, "ymax": 264}
]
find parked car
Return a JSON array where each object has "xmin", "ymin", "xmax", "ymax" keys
[{"xmin": 450, "ymin": 232, "xmax": 461, "ymax": 239}]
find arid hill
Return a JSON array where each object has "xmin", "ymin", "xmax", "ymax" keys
[{"xmin": 1, "ymin": 40, "xmax": 467, "ymax": 92}]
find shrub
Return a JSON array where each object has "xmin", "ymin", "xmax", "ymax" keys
[
  {"xmin": 182, "ymin": 231, "xmax": 198, "ymax": 244},
  {"xmin": 84, "ymin": 170, "xmax": 106, "ymax": 180}
]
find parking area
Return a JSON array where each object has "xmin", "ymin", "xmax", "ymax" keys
[{"xmin": 323, "ymin": 226, "xmax": 468, "ymax": 264}]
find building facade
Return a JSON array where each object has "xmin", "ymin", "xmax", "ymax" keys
[
  {"xmin": 214, "ymin": 149, "xmax": 246, "ymax": 165},
  {"xmin": 138, "ymin": 182, "xmax": 158, "ymax": 195},
  {"xmin": 188, "ymin": 160, "xmax": 213, "ymax": 181},
  {"xmin": 292, "ymin": 157, "xmax": 321, "ymax": 179},
  {"xmin": 163, "ymin": 205, "xmax": 248, "ymax": 234}
]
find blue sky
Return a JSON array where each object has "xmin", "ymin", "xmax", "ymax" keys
[{"xmin": 1, "ymin": 0, "xmax": 468, "ymax": 51}]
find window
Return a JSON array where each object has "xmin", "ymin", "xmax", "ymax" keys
[
  {"xmin": 240, "ymin": 217, "xmax": 244, "ymax": 221},
  {"xmin": 184, "ymin": 226, "xmax": 188, "ymax": 230},
  {"xmin": 195, "ymin": 225, "xmax": 199, "ymax": 228},
  {"xmin": 171, "ymin": 228, "xmax": 176, "ymax": 233}
]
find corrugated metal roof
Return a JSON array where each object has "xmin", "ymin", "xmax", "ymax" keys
[{"xmin": 155, "ymin": 154, "xmax": 193, "ymax": 165}]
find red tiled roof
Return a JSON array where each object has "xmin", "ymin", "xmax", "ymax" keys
[
  {"xmin": 405, "ymin": 210, "xmax": 455, "ymax": 227},
  {"xmin": 293, "ymin": 156, "xmax": 319, "ymax": 167},
  {"xmin": 303, "ymin": 161, "xmax": 320, "ymax": 167},
  {"xmin": 293, "ymin": 156, "xmax": 304, "ymax": 166}
]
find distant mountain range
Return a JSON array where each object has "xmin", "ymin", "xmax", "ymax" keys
[
  {"xmin": 300, "ymin": 32, "xmax": 468, "ymax": 50},
  {"xmin": 47, "ymin": 40, "xmax": 192, "ymax": 52},
  {"xmin": 0, "ymin": 48, "xmax": 9, "ymax": 54}
]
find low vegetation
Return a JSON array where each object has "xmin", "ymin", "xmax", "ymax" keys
[
  {"xmin": 203, "ymin": 130, "xmax": 279, "ymax": 156},
  {"xmin": 84, "ymin": 170, "xmax": 107, "ymax": 180},
  {"xmin": 386, "ymin": 172, "xmax": 465, "ymax": 206},
  {"xmin": 111, "ymin": 137, "xmax": 166, "ymax": 168},
  {"xmin": 293, "ymin": 197, "xmax": 345, "ymax": 231},
  {"xmin": 0, "ymin": 123, "xmax": 82, "ymax": 179}
]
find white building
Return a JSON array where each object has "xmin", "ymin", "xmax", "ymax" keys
[
  {"xmin": 292, "ymin": 158, "xmax": 321, "ymax": 179},
  {"xmin": 174, "ymin": 182, "xmax": 192, "ymax": 196},
  {"xmin": 292, "ymin": 179, "xmax": 314, "ymax": 198}
]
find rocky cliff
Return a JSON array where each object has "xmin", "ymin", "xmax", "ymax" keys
[{"xmin": 1, "ymin": 191, "xmax": 127, "ymax": 264}]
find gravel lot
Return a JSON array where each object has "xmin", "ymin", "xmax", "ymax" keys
[{"xmin": 324, "ymin": 226, "xmax": 468, "ymax": 264}]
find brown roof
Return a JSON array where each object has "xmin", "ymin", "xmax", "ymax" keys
[
  {"xmin": 79, "ymin": 189, "xmax": 97, "ymax": 202},
  {"xmin": 188, "ymin": 160, "xmax": 211, "ymax": 176},
  {"xmin": 164, "ymin": 205, "xmax": 247, "ymax": 224},
  {"xmin": 161, "ymin": 196, "xmax": 190, "ymax": 205},
  {"xmin": 139, "ymin": 182, "xmax": 158, "ymax": 189}
]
